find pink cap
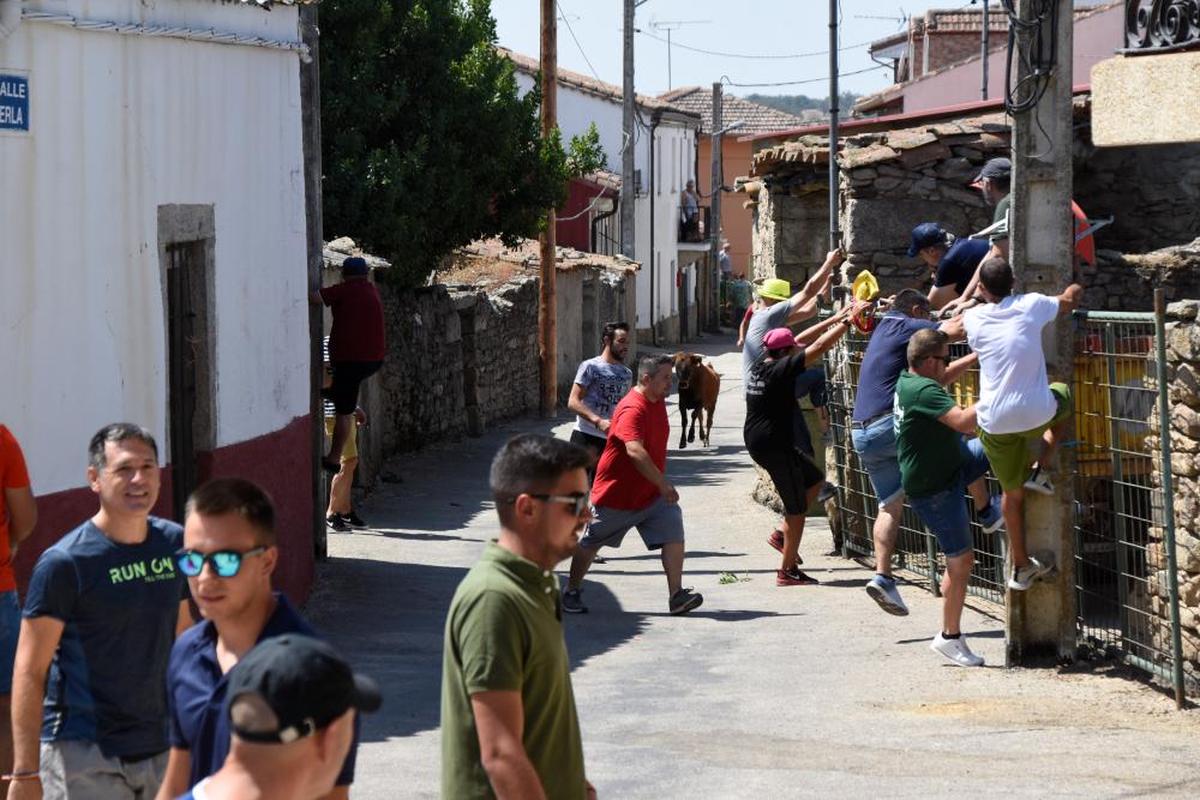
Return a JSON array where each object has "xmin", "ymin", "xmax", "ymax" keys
[{"xmin": 762, "ymin": 328, "xmax": 795, "ymax": 351}]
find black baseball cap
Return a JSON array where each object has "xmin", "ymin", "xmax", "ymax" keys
[
  {"xmin": 342, "ymin": 256, "xmax": 369, "ymax": 276},
  {"xmin": 907, "ymin": 223, "xmax": 947, "ymax": 257},
  {"xmin": 226, "ymin": 634, "xmax": 382, "ymax": 744},
  {"xmin": 971, "ymin": 157, "xmax": 1011, "ymax": 186}
]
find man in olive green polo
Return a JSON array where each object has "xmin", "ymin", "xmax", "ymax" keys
[{"xmin": 441, "ymin": 435, "xmax": 597, "ymax": 799}]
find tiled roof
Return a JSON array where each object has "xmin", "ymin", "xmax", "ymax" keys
[
  {"xmin": 500, "ymin": 48, "xmax": 697, "ymax": 118},
  {"xmin": 582, "ymin": 169, "xmax": 622, "ymax": 193},
  {"xmin": 656, "ymin": 87, "xmax": 807, "ymax": 135}
]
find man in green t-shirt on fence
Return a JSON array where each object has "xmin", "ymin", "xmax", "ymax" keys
[
  {"xmin": 894, "ymin": 329, "xmax": 1003, "ymax": 667},
  {"xmin": 441, "ymin": 435, "xmax": 597, "ymax": 799}
]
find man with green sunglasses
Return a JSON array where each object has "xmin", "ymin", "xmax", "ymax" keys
[{"xmin": 157, "ymin": 479, "xmax": 359, "ymax": 800}]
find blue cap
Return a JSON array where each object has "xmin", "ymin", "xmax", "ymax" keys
[
  {"xmin": 907, "ymin": 223, "xmax": 946, "ymax": 257},
  {"xmin": 342, "ymin": 256, "xmax": 369, "ymax": 276}
]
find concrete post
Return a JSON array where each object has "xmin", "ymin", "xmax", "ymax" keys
[
  {"xmin": 299, "ymin": 4, "xmax": 326, "ymax": 561},
  {"xmin": 709, "ymin": 83, "xmax": 723, "ymax": 333},
  {"xmin": 1007, "ymin": 0, "xmax": 1077, "ymax": 665},
  {"xmin": 620, "ymin": 0, "xmax": 636, "ymax": 261}
]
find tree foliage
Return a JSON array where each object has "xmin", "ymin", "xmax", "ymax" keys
[
  {"xmin": 745, "ymin": 92, "xmax": 860, "ymax": 118},
  {"xmin": 320, "ymin": 0, "xmax": 575, "ymax": 285}
]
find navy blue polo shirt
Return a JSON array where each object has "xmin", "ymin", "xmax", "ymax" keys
[
  {"xmin": 166, "ymin": 594, "xmax": 357, "ymax": 788},
  {"xmin": 852, "ymin": 312, "xmax": 939, "ymax": 423},
  {"xmin": 933, "ymin": 238, "xmax": 989, "ymax": 295}
]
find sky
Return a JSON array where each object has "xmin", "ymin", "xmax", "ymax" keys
[{"xmin": 490, "ymin": 0, "xmax": 934, "ymax": 100}]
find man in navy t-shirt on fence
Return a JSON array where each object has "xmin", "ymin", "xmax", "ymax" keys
[
  {"xmin": 7, "ymin": 424, "xmax": 192, "ymax": 800},
  {"xmin": 157, "ymin": 478, "xmax": 358, "ymax": 800},
  {"xmin": 907, "ymin": 222, "xmax": 989, "ymax": 311},
  {"xmin": 850, "ymin": 291, "xmax": 1002, "ymax": 618}
]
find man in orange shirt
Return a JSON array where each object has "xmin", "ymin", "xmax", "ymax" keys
[{"xmin": 0, "ymin": 425, "xmax": 37, "ymax": 793}]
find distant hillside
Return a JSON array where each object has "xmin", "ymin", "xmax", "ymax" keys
[{"xmin": 745, "ymin": 92, "xmax": 859, "ymax": 120}]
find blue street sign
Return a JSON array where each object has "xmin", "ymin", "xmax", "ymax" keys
[{"xmin": 0, "ymin": 74, "xmax": 29, "ymax": 132}]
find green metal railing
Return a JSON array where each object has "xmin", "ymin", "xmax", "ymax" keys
[{"xmin": 823, "ymin": 302, "xmax": 1191, "ymax": 703}]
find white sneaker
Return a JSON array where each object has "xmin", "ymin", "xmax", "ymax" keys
[
  {"xmin": 1008, "ymin": 555, "xmax": 1050, "ymax": 591},
  {"xmin": 1023, "ymin": 467, "xmax": 1055, "ymax": 496},
  {"xmin": 931, "ymin": 633, "xmax": 985, "ymax": 667}
]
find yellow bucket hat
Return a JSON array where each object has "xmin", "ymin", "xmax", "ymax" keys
[
  {"xmin": 851, "ymin": 270, "xmax": 880, "ymax": 302},
  {"xmin": 758, "ymin": 278, "xmax": 791, "ymax": 302}
]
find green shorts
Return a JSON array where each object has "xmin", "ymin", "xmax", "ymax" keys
[{"xmin": 978, "ymin": 383, "xmax": 1072, "ymax": 491}]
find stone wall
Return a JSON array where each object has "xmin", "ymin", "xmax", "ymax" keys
[
  {"xmin": 1084, "ymin": 239, "xmax": 1200, "ymax": 312},
  {"xmin": 1075, "ymin": 139, "xmax": 1200, "ymax": 257},
  {"xmin": 1145, "ymin": 298, "xmax": 1200, "ymax": 689},
  {"xmin": 749, "ymin": 103, "xmax": 1200, "ymax": 308}
]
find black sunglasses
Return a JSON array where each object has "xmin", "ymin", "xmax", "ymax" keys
[
  {"xmin": 176, "ymin": 547, "xmax": 268, "ymax": 578},
  {"xmin": 525, "ymin": 493, "xmax": 590, "ymax": 516},
  {"xmin": 927, "ymin": 354, "xmax": 953, "ymax": 365}
]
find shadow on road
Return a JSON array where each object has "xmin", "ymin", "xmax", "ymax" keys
[{"xmin": 307, "ymin": 554, "xmax": 645, "ymax": 744}]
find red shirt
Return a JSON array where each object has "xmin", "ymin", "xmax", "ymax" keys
[
  {"xmin": 320, "ymin": 279, "xmax": 386, "ymax": 362},
  {"xmin": 591, "ymin": 389, "xmax": 668, "ymax": 511},
  {"xmin": 0, "ymin": 425, "xmax": 31, "ymax": 593}
]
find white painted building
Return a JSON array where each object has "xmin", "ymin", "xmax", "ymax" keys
[
  {"xmin": 505, "ymin": 48, "xmax": 705, "ymax": 343},
  {"xmin": 0, "ymin": 0, "xmax": 316, "ymax": 598}
]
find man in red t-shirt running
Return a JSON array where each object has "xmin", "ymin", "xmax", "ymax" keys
[
  {"xmin": 310, "ymin": 257, "xmax": 386, "ymax": 474},
  {"xmin": 562, "ymin": 355, "xmax": 703, "ymax": 616}
]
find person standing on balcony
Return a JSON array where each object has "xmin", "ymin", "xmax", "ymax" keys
[
  {"xmin": 964, "ymin": 257, "xmax": 1082, "ymax": 591},
  {"xmin": 681, "ymin": 180, "xmax": 701, "ymax": 242},
  {"xmin": 895, "ymin": 329, "xmax": 1002, "ymax": 666},
  {"xmin": 853, "ymin": 290, "xmax": 1001, "ymax": 617}
]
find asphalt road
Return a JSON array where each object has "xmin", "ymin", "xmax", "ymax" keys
[{"xmin": 307, "ymin": 334, "xmax": 1199, "ymax": 799}]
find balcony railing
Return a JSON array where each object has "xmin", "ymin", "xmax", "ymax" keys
[
  {"xmin": 1126, "ymin": 1, "xmax": 1200, "ymax": 52},
  {"xmin": 678, "ymin": 205, "xmax": 710, "ymax": 244}
]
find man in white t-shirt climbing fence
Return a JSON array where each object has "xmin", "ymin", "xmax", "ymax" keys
[
  {"xmin": 963, "ymin": 258, "xmax": 1082, "ymax": 591},
  {"xmin": 740, "ymin": 249, "xmax": 843, "ymax": 391}
]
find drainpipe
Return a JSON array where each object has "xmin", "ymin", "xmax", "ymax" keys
[
  {"xmin": 590, "ymin": 197, "xmax": 617, "ymax": 254},
  {"xmin": 0, "ymin": 0, "xmax": 21, "ymax": 40},
  {"xmin": 648, "ymin": 110, "xmax": 661, "ymax": 346}
]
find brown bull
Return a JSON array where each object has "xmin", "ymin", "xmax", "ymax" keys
[{"xmin": 672, "ymin": 353, "xmax": 720, "ymax": 449}]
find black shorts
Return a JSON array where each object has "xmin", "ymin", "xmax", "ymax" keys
[
  {"xmin": 749, "ymin": 446, "xmax": 825, "ymax": 516},
  {"xmin": 328, "ymin": 360, "xmax": 382, "ymax": 415},
  {"xmin": 569, "ymin": 429, "xmax": 607, "ymax": 481}
]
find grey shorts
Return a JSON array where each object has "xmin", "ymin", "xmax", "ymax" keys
[
  {"xmin": 579, "ymin": 497, "xmax": 686, "ymax": 551},
  {"xmin": 40, "ymin": 740, "xmax": 167, "ymax": 800}
]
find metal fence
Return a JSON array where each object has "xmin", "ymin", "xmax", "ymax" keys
[{"xmin": 824, "ymin": 307, "xmax": 1192, "ymax": 699}]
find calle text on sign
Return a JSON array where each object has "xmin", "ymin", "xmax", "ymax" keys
[{"xmin": 0, "ymin": 73, "xmax": 29, "ymax": 133}]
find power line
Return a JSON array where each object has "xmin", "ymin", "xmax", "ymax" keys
[
  {"xmin": 722, "ymin": 64, "xmax": 889, "ymax": 89},
  {"xmin": 634, "ymin": 27, "xmax": 879, "ymax": 60},
  {"xmin": 557, "ymin": 2, "xmax": 600, "ymax": 81}
]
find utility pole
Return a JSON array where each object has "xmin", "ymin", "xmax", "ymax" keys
[
  {"xmin": 708, "ymin": 83, "xmax": 722, "ymax": 333},
  {"xmin": 298, "ymin": 4, "xmax": 326, "ymax": 560},
  {"xmin": 981, "ymin": 0, "xmax": 990, "ymax": 100},
  {"xmin": 620, "ymin": 0, "xmax": 636, "ymax": 261},
  {"xmin": 539, "ymin": 0, "xmax": 557, "ymax": 418},
  {"xmin": 828, "ymin": 0, "xmax": 840, "ymax": 250},
  {"xmin": 1007, "ymin": 0, "xmax": 1076, "ymax": 666}
]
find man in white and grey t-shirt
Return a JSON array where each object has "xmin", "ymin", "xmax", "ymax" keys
[{"xmin": 567, "ymin": 322, "xmax": 633, "ymax": 482}]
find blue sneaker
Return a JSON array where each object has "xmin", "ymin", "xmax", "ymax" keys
[
  {"xmin": 865, "ymin": 574, "xmax": 909, "ymax": 616},
  {"xmin": 979, "ymin": 496, "xmax": 1005, "ymax": 534}
]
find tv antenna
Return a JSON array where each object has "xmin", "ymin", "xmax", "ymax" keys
[{"xmin": 649, "ymin": 18, "xmax": 710, "ymax": 90}]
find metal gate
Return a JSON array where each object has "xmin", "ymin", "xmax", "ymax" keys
[{"xmin": 824, "ymin": 304, "xmax": 1192, "ymax": 701}]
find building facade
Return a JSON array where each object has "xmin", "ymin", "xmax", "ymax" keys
[
  {"xmin": 505, "ymin": 48, "xmax": 703, "ymax": 343},
  {"xmin": 0, "ymin": 0, "xmax": 315, "ymax": 599}
]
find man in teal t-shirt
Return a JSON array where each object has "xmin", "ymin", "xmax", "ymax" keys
[{"xmin": 894, "ymin": 329, "xmax": 1001, "ymax": 667}]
